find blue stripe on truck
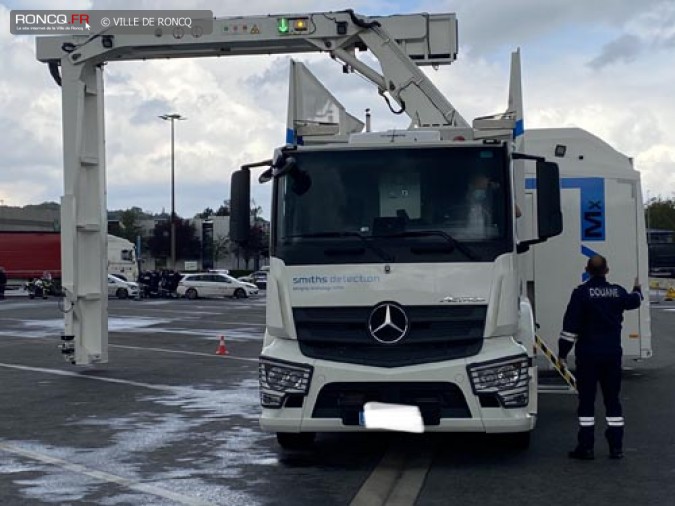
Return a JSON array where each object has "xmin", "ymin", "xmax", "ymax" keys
[{"xmin": 526, "ymin": 177, "xmax": 605, "ymax": 241}]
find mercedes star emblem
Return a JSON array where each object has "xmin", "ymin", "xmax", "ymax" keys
[{"xmin": 368, "ymin": 303, "xmax": 409, "ymax": 344}]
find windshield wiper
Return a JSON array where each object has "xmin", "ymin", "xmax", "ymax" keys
[
  {"xmin": 284, "ymin": 232, "xmax": 394, "ymax": 263},
  {"xmin": 373, "ymin": 230, "xmax": 479, "ymax": 261}
]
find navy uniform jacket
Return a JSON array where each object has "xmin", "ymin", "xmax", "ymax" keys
[{"xmin": 558, "ymin": 276, "xmax": 642, "ymax": 358}]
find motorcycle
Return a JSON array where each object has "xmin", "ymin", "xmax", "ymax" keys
[{"xmin": 25, "ymin": 279, "xmax": 47, "ymax": 299}]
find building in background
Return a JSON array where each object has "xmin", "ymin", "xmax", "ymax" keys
[
  {"xmin": 1, "ymin": 206, "xmax": 267, "ymax": 273},
  {"xmin": 0, "ymin": 206, "xmax": 60, "ymax": 232}
]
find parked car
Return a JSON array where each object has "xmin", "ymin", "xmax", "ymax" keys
[
  {"xmin": 238, "ymin": 270, "xmax": 268, "ymax": 290},
  {"xmin": 177, "ymin": 273, "xmax": 259, "ymax": 299},
  {"xmin": 649, "ymin": 243, "xmax": 675, "ymax": 278},
  {"xmin": 108, "ymin": 274, "xmax": 140, "ymax": 299}
]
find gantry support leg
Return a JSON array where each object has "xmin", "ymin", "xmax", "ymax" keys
[{"xmin": 59, "ymin": 60, "xmax": 108, "ymax": 365}]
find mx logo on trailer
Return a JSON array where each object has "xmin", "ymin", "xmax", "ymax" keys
[{"xmin": 526, "ymin": 177, "xmax": 605, "ymax": 280}]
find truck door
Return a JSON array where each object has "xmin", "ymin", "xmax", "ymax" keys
[{"xmin": 604, "ymin": 179, "xmax": 642, "ymax": 358}]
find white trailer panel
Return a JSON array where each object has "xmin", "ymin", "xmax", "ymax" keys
[{"xmin": 524, "ymin": 128, "xmax": 651, "ymax": 361}]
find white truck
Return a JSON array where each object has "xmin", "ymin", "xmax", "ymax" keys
[
  {"xmin": 230, "ymin": 47, "xmax": 565, "ymax": 447},
  {"xmin": 228, "ymin": 31, "xmax": 650, "ymax": 449},
  {"xmin": 106, "ymin": 234, "xmax": 138, "ymax": 282},
  {"xmin": 36, "ymin": 10, "xmax": 649, "ymax": 448}
]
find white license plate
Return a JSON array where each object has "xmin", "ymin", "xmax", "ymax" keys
[{"xmin": 360, "ymin": 402, "xmax": 424, "ymax": 433}]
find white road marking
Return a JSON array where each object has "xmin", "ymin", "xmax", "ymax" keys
[
  {"xmin": 0, "ymin": 443, "xmax": 217, "ymax": 506},
  {"xmin": 385, "ymin": 451, "xmax": 434, "ymax": 506},
  {"xmin": 0, "ymin": 360, "xmax": 257, "ymax": 393},
  {"xmin": 110, "ymin": 344, "xmax": 259, "ymax": 362},
  {"xmin": 350, "ymin": 444, "xmax": 433, "ymax": 506},
  {"xmin": 0, "ymin": 318, "xmax": 265, "ymax": 340},
  {"xmin": 0, "ymin": 362, "xmax": 178, "ymax": 392},
  {"xmin": 136, "ymin": 318, "xmax": 265, "ymax": 333},
  {"xmin": 110, "ymin": 307, "xmax": 224, "ymax": 315}
]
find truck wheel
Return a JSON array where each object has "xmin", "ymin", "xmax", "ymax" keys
[
  {"xmin": 233, "ymin": 288, "xmax": 246, "ymax": 299},
  {"xmin": 116, "ymin": 288, "xmax": 129, "ymax": 299},
  {"xmin": 276, "ymin": 432, "xmax": 316, "ymax": 450},
  {"xmin": 186, "ymin": 288, "xmax": 198, "ymax": 300}
]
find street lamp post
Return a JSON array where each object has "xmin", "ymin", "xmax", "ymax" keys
[{"xmin": 159, "ymin": 113, "xmax": 186, "ymax": 270}]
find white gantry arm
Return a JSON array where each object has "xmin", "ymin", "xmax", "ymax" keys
[{"xmin": 36, "ymin": 10, "xmax": 465, "ymax": 365}]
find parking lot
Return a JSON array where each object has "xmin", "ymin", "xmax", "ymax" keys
[{"xmin": 1, "ymin": 294, "xmax": 674, "ymax": 505}]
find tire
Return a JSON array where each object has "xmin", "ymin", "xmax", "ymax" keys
[
  {"xmin": 276, "ymin": 432, "xmax": 316, "ymax": 450},
  {"xmin": 186, "ymin": 288, "xmax": 198, "ymax": 300},
  {"xmin": 116, "ymin": 288, "xmax": 129, "ymax": 299},
  {"xmin": 233, "ymin": 288, "xmax": 247, "ymax": 299}
]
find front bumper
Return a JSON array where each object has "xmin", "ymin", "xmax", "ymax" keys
[{"xmin": 259, "ymin": 336, "xmax": 536, "ymax": 434}]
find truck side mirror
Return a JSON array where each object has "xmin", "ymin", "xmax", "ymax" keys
[
  {"xmin": 230, "ymin": 169, "xmax": 251, "ymax": 244},
  {"xmin": 535, "ymin": 160, "xmax": 562, "ymax": 240}
]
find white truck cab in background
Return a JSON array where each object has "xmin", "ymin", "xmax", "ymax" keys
[{"xmin": 107, "ymin": 234, "xmax": 138, "ymax": 282}]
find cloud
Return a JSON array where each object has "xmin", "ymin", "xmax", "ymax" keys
[
  {"xmin": 419, "ymin": 0, "xmax": 668, "ymax": 55},
  {"xmin": 638, "ymin": 145, "xmax": 675, "ymax": 200},
  {"xmin": 588, "ymin": 2, "xmax": 675, "ymax": 69},
  {"xmin": 588, "ymin": 34, "xmax": 644, "ymax": 68},
  {"xmin": 129, "ymin": 98, "xmax": 173, "ymax": 125},
  {"xmin": 0, "ymin": 0, "xmax": 673, "ymax": 217}
]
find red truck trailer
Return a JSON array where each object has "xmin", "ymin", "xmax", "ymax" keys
[
  {"xmin": 0, "ymin": 231, "xmax": 61, "ymax": 282},
  {"xmin": 0, "ymin": 231, "xmax": 138, "ymax": 284}
]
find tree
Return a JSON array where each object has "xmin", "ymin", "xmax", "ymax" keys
[
  {"xmin": 213, "ymin": 234, "xmax": 231, "ymax": 264},
  {"xmin": 108, "ymin": 206, "xmax": 153, "ymax": 221},
  {"xmin": 148, "ymin": 218, "xmax": 201, "ymax": 262},
  {"xmin": 118, "ymin": 208, "xmax": 144, "ymax": 243},
  {"xmin": 197, "ymin": 207, "xmax": 215, "ymax": 219},
  {"xmin": 222, "ymin": 200, "xmax": 269, "ymax": 269},
  {"xmin": 235, "ymin": 222, "xmax": 269, "ymax": 270},
  {"xmin": 250, "ymin": 199, "xmax": 263, "ymax": 220},
  {"xmin": 646, "ymin": 198, "xmax": 675, "ymax": 231},
  {"xmin": 25, "ymin": 202, "xmax": 60, "ymax": 211},
  {"xmin": 215, "ymin": 200, "xmax": 230, "ymax": 216}
]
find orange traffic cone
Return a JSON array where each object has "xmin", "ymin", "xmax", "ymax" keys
[{"xmin": 215, "ymin": 335, "xmax": 228, "ymax": 355}]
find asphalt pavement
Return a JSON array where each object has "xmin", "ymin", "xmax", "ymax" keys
[{"xmin": 0, "ymin": 293, "xmax": 673, "ymax": 505}]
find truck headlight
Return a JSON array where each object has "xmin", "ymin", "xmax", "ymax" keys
[
  {"xmin": 467, "ymin": 355, "xmax": 530, "ymax": 408},
  {"xmin": 259, "ymin": 358, "xmax": 313, "ymax": 408}
]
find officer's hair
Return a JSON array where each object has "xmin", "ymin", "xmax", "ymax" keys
[{"xmin": 586, "ymin": 255, "xmax": 608, "ymax": 277}]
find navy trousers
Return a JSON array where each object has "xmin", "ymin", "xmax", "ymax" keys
[{"xmin": 575, "ymin": 354, "xmax": 624, "ymax": 450}]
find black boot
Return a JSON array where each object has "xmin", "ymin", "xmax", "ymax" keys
[
  {"xmin": 609, "ymin": 448, "xmax": 624, "ymax": 459},
  {"xmin": 606, "ymin": 426, "xmax": 624, "ymax": 459},
  {"xmin": 569, "ymin": 426, "xmax": 594, "ymax": 459},
  {"xmin": 568, "ymin": 447, "xmax": 594, "ymax": 460}
]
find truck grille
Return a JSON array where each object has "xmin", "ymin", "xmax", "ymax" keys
[
  {"xmin": 312, "ymin": 382, "xmax": 471, "ymax": 424},
  {"xmin": 294, "ymin": 305, "xmax": 486, "ymax": 367}
]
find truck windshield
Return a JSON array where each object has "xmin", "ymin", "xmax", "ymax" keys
[{"xmin": 273, "ymin": 145, "xmax": 512, "ymax": 265}]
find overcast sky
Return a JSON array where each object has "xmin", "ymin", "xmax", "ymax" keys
[{"xmin": 1, "ymin": 0, "xmax": 674, "ymax": 219}]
